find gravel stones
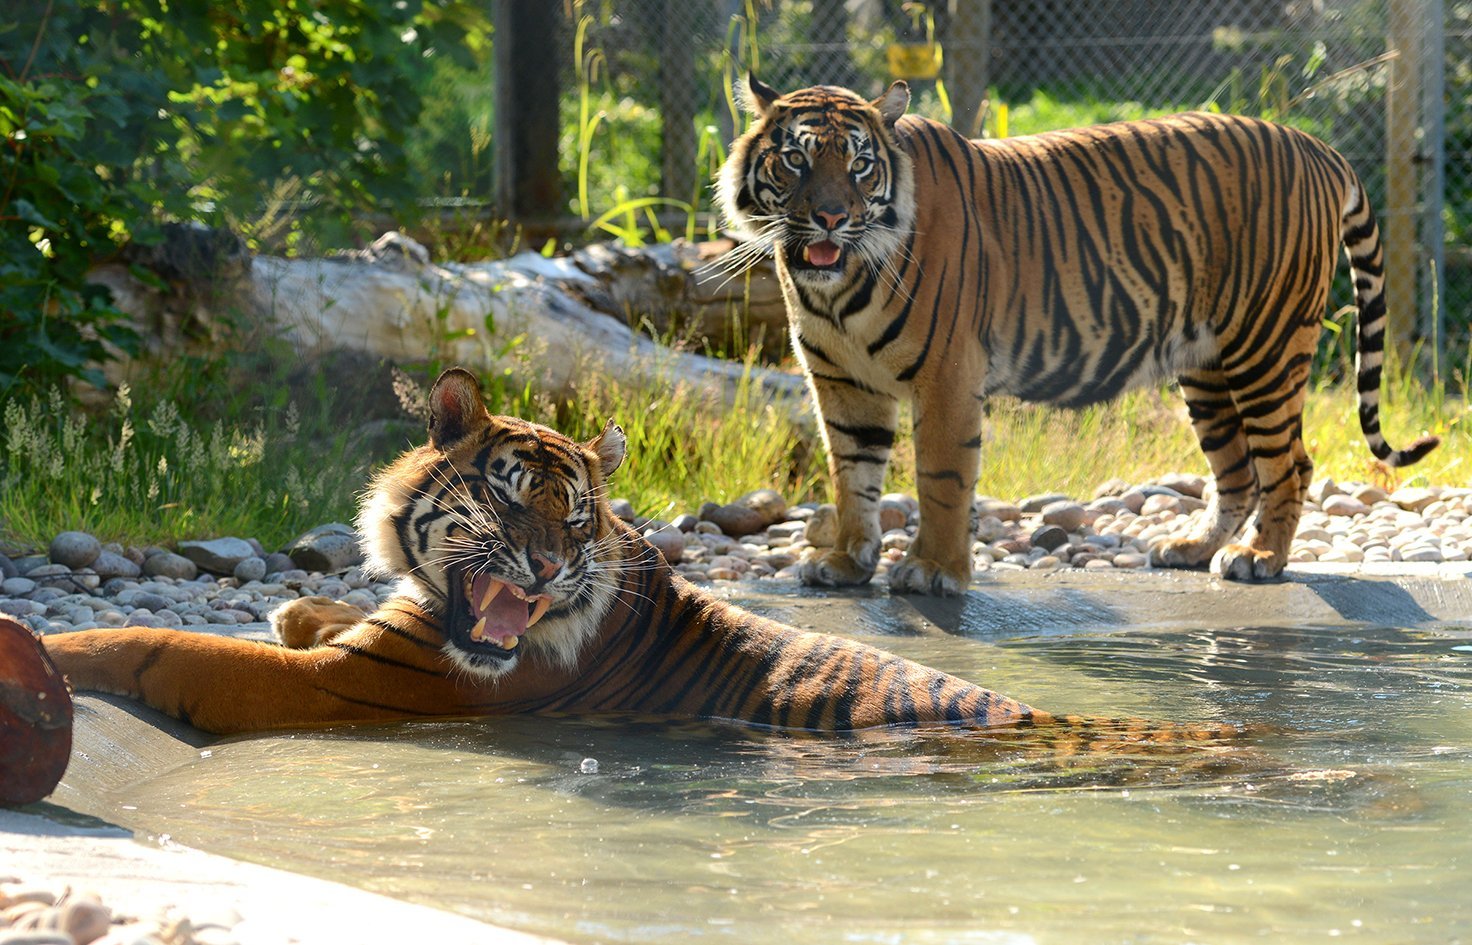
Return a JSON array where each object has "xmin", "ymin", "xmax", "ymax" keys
[
  {"xmin": 233, "ymin": 556, "xmax": 268, "ymax": 583},
  {"xmin": 643, "ymin": 526, "xmax": 687, "ymax": 566},
  {"xmin": 698, "ymin": 502, "xmax": 765, "ymax": 538},
  {"xmin": 48, "ymin": 532, "xmax": 101, "ymax": 570},
  {"xmin": 669, "ymin": 479, "xmax": 1471, "ymax": 586},
  {"xmin": 1153, "ymin": 473, "xmax": 1206, "ymax": 499},
  {"xmin": 975, "ymin": 516, "xmax": 1010, "ymax": 543},
  {"xmin": 1040, "ymin": 501, "xmax": 1086, "ymax": 532},
  {"xmin": 178, "ymin": 537, "xmax": 255, "ymax": 575},
  {"xmin": 0, "ymin": 554, "xmax": 17, "ymax": 580},
  {"xmin": 739, "ymin": 489, "xmax": 788, "ymax": 525},
  {"xmin": 1, "ymin": 479, "xmax": 1467, "ymax": 637},
  {"xmin": 1353, "ymin": 484, "xmax": 1390, "ymax": 504},
  {"xmin": 698, "ymin": 489, "xmax": 790, "ymax": 538},
  {"xmin": 804, "ymin": 504, "xmax": 839, "ymax": 547},
  {"xmin": 286, "ymin": 523, "xmax": 364, "ymax": 573},
  {"xmin": 88, "ymin": 551, "xmax": 140, "ymax": 580},
  {"xmin": 1390, "ymin": 487, "xmax": 1438, "ymax": 512},
  {"xmin": 1018, "ymin": 493, "xmax": 1071, "ymax": 514},
  {"xmin": 0, "ymin": 876, "xmax": 242, "ymax": 945},
  {"xmin": 1323, "ymin": 494, "xmax": 1371, "ymax": 517},
  {"xmin": 1030, "ymin": 525, "xmax": 1069, "ymax": 552},
  {"xmin": 263, "ymin": 552, "xmax": 295, "ymax": 574},
  {"xmin": 11, "ymin": 558, "xmax": 48, "ymax": 576},
  {"xmin": 976, "ymin": 498, "xmax": 1022, "ymax": 522},
  {"xmin": 142, "ymin": 552, "xmax": 198, "ymax": 581}
]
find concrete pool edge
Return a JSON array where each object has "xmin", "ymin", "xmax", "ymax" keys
[
  {"xmin": 718, "ymin": 563, "xmax": 1472, "ymax": 639},
  {"xmin": 11, "ymin": 564, "xmax": 1471, "ymax": 944},
  {"xmin": 7, "ymin": 694, "xmax": 567, "ymax": 945}
]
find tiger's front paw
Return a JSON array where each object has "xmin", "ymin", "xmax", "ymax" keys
[
  {"xmin": 270, "ymin": 596, "xmax": 369, "ymax": 648},
  {"xmin": 887, "ymin": 554, "xmax": 971, "ymax": 597},
  {"xmin": 1210, "ymin": 544, "xmax": 1287, "ymax": 582},
  {"xmin": 1148, "ymin": 537, "xmax": 1219, "ymax": 570},
  {"xmin": 799, "ymin": 546, "xmax": 878, "ymax": 588}
]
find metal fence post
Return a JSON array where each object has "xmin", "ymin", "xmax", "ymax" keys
[
  {"xmin": 1386, "ymin": 0, "xmax": 1425, "ymax": 362},
  {"xmin": 1420, "ymin": 0, "xmax": 1448, "ymax": 366},
  {"xmin": 946, "ymin": 0, "xmax": 991, "ymax": 138},
  {"xmin": 494, "ymin": 0, "xmax": 563, "ymax": 223},
  {"xmin": 661, "ymin": 0, "xmax": 698, "ymax": 209}
]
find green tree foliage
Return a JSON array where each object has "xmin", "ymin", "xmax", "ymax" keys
[{"xmin": 0, "ymin": 0, "xmax": 488, "ymax": 402}]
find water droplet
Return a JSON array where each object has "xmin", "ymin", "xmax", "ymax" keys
[{"xmin": 579, "ymin": 757, "xmax": 599, "ymax": 774}]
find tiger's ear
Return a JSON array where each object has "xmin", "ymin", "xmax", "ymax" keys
[
  {"xmin": 742, "ymin": 73, "xmax": 782, "ymax": 119},
  {"xmin": 587, "ymin": 419, "xmax": 626, "ymax": 479},
  {"xmin": 872, "ymin": 80, "xmax": 910, "ymax": 127},
  {"xmin": 426, "ymin": 367, "xmax": 490, "ymax": 449}
]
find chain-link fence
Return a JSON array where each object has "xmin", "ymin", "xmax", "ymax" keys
[{"xmin": 551, "ymin": 0, "xmax": 1467, "ymax": 365}]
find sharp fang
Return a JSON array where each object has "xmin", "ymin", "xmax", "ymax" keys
[
  {"xmin": 470, "ymin": 617, "xmax": 487, "ymax": 642},
  {"xmin": 501, "ymin": 635, "xmax": 520, "ymax": 651},
  {"xmin": 801, "ymin": 244, "xmax": 811, "ymax": 264},
  {"xmin": 480, "ymin": 579, "xmax": 504, "ymax": 611},
  {"xmin": 527, "ymin": 597, "xmax": 552, "ymax": 628}
]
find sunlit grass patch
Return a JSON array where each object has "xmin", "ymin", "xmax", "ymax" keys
[
  {"xmin": 542, "ymin": 354, "xmax": 826, "ymax": 520},
  {"xmin": 0, "ymin": 386, "xmax": 367, "ymax": 551},
  {"xmin": 2, "ymin": 355, "xmax": 1464, "ymax": 553}
]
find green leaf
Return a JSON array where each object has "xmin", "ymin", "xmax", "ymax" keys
[{"xmin": 13, "ymin": 200, "xmax": 61, "ymax": 229}]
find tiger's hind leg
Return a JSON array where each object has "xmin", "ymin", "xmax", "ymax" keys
[
  {"xmin": 271, "ymin": 596, "xmax": 371, "ymax": 648},
  {"xmin": 1210, "ymin": 340, "xmax": 1316, "ymax": 582},
  {"xmin": 1150, "ymin": 367, "xmax": 1259, "ymax": 570}
]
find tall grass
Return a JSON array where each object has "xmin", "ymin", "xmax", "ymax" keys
[
  {"xmin": 2, "ymin": 354, "xmax": 1463, "ymax": 554},
  {"xmin": 0, "ymin": 386, "xmax": 368, "ymax": 551},
  {"xmin": 947, "ymin": 377, "xmax": 1466, "ymax": 504},
  {"xmin": 539, "ymin": 355, "xmax": 825, "ymax": 520}
]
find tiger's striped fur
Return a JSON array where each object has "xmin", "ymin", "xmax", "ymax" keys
[
  {"xmin": 716, "ymin": 78, "xmax": 1438, "ymax": 595},
  {"xmin": 40, "ymin": 369, "xmax": 1234, "ymax": 744}
]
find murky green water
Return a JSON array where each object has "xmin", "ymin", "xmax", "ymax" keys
[{"xmin": 100, "ymin": 623, "xmax": 1472, "ymax": 944}]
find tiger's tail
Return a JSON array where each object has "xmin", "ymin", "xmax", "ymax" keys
[
  {"xmin": 1021, "ymin": 712, "xmax": 1264, "ymax": 754},
  {"xmin": 1341, "ymin": 180, "xmax": 1439, "ymax": 467}
]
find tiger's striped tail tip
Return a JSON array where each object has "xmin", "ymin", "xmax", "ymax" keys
[{"xmin": 1378, "ymin": 434, "xmax": 1441, "ymax": 468}]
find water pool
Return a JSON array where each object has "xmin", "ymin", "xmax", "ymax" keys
[{"xmin": 66, "ymin": 618, "xmax": 1472, "ymax": 944}]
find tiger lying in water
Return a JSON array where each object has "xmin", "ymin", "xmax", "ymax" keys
[{"xmin": 39, "ymin": 368, "xmax": 1236, "ymax": 743}]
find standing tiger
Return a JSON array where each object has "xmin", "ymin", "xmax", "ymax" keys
[
  {"xmin": 716, "ymin": 77, "xmax": 1438, "ymax": 595},
  {"xmin": 25, "ymin": 369, "xmax": 1236, "ymax": 743}
]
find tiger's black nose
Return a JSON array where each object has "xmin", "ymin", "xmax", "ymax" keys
[
  {"xmin": 814, "ymin": 207, "xmax": 848, "ymax": 230},
  {"xmin": 529, "ymin": 551, "xmax": 562, "ymax": 580}
]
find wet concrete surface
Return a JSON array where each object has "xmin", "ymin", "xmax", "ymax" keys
[{"xmin": 720, "ymin": 565, "xmax": 1472, "ymax": 641}]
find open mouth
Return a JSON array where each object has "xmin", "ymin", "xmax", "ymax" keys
[
  {"xmin": 446, "ymin": 566, "xmax": 553, "ymax": 661},
  {"xmin": 790, "ymin": 239, "xmax": 844, "ymax": 272}
]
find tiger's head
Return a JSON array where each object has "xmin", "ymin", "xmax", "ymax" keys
[
  {"xmin": 358, "ymin": 368, "xmax": 634, "ymax": 679},
  {"xmin": 716, "ymin": 76, "xmax": 915, "ymax": 293}
]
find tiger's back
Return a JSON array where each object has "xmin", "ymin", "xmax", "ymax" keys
[{"xmin": 924, "ymin": 112, "xmax": 1348, "ymax": 405}]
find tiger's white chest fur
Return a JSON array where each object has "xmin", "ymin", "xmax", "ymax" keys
[{"xmin": 776, "ymin": 261, "xmax": 925, "ymax": 399}]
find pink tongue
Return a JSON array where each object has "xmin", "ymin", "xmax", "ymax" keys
[
  {"xmin": 471, "ymin": 573, "xmax": 528, "ymax": 639},
  {"xmin": 807, "ymin": 240, "xmax": 840, "ymax": 266}
]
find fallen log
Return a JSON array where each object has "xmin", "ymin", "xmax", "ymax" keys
[{"xmin": 91, "ymin": 231, "xmax": 803, "ymax": 408}]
